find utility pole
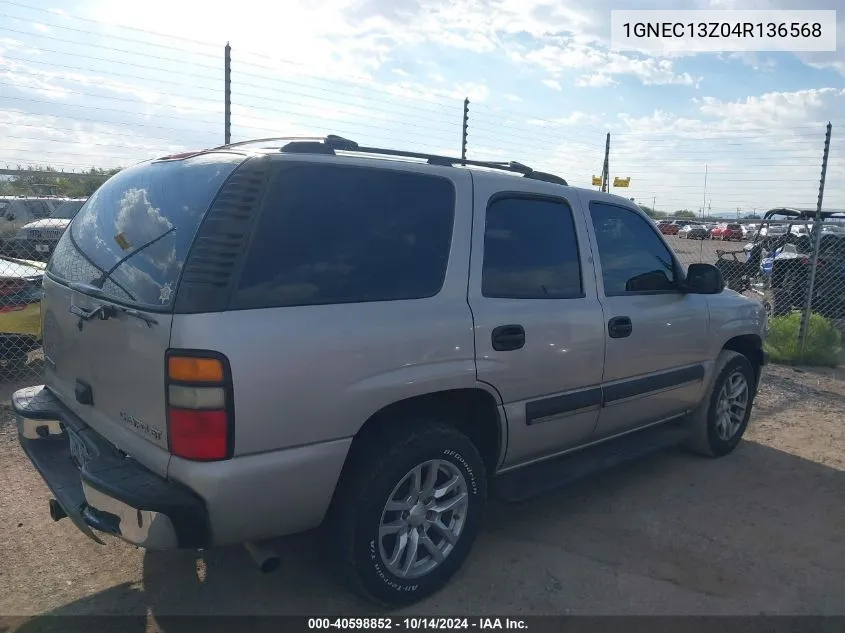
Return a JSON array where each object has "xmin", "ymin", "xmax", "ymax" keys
[
  {"xmin": 701, "ymin": 164, "xmax": 708, "ymax": 220},
  {"xmin": 601, "ymin": 133, "xmax": 610, "ymax": 193},
  {"xmin": 460, "ymin": 98, "xmax": 469, "ymax": 162},
  {"xmin": 798, "ymin": 122, "xmax": 832, "ymax": 360},
  {"xmin": 652, "ymin": 196, "xmax": 656, "ymax": 212},
  {"xmin": 224, "ymin": 42, "xmax": 231, "ymax": 145}
]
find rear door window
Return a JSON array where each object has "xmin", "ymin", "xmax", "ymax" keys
[
  {"xmin": 482, "ymin": 196, "xmax": 583, "ymax": 299},
  {"xmin": 231, "ymin": 164, "xmax": 455, "ymax": 309},
  {"xmin": 47, "ymin": 153, "xmax": 245, "ymax": 308}
]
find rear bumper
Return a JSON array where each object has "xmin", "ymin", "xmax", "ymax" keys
[{"xmin": 13, "ymin": 385, "xmax": 209, "ymax": 550}]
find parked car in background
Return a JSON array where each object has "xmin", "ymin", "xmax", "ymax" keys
[
  {"xmin": 711, "ymin": 223, "xmax": 744, "ymax": 241},
  {"xmin": 822, "ymin": 224, "xmax": 845, "ymax": 238},
  {"xmin": 0, "ymin": 255, "xmax": 44, "ymax": 374},
  {"xmin": 0, "ymin": 197, "xmax": 66, "ymax": 240},
  {"xmin": 710, "ymin": 224, "xmax": 728, "ymax": 239},
  {"xmin": 6, "ymin": 198, "xmax": 86, "ymax": 260},
  {"xmin": 678, "ymin": 223, "xmax": 710, "ymax": 240},
  {"xmin": 658, "ymin": 220, "xmax": 681, "ymax": 235},
  {"xmin": 757, "ymin": 223, "xmax": 788, "ymax": 239}
]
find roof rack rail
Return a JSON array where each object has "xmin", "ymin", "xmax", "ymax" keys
[
  {"xmin": 206, "ymin": 135, "xmax": 356, "ymax": 151},
  {"xmin": 224, "ymin": 135, "xmax": 569, "ymax": 186}
]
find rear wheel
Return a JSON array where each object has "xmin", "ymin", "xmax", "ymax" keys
[
  {"xmin": 685, "ymin": 351, "xmax": 756, "ymax": 457},
  {"xmin": 331, "ymin": 423, "xmax": 487, "ymax": 606}
]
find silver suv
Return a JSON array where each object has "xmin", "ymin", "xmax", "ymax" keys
[{"xmin": 13, "ymin": 136, "xmax": 768, "ymax": 606}]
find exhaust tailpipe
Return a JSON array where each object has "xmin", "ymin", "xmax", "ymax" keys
[
  {"xmin": 49, "ymin": 498, "xmax": 67, "ymax": 522},
  {"xmin": 244, "ymin": 541, "xmax": 280, "ymax": 574}
]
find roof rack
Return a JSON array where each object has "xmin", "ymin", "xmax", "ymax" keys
[
  {"xmin": 763, "ymin": 207, "xmax": 845, "ymax": 220},
  {"xmin": 216, "ymin": 135, "xmax": 569, "ymax": 186}
]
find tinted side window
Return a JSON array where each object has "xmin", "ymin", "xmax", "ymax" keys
[
  {"xmin": 589, "ymin": 202, "xmax": 676, "ymax": 295},
  {"xmin": 482, "ymin": 197, "xmax": 582, "ymax": 299},
  {"xmin": 232, "ymin": 165, "xmax": 455, "ymax": 309}
]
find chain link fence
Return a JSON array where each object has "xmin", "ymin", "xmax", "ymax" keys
[
  {"xmin": 665, "ymin": 215, "xmax": 845, "ymax": 365},
  {"xmin": 0, "ymin": 196, "xmax": 88, "ymax": 383}
]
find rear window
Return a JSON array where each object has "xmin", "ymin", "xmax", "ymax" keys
[
  {"xmin": 727, "ymin": 224, "xmax": 741, "ymax": 229},
  {"xmin": 231, "ymin": 164, "xmax": 455, "ymax": 309},
  {"xmin": 47, "ymin": 153, "xmax": 244, "ymax": 308}
]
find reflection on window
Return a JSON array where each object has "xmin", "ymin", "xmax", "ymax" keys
[
  {"xmin": 590, "ymin": 202, "xmax": 676, "ymax": 295},
  {"xmin": 47, "ymin": 153, "xmax": 244, "ymax": 306},
  {"xmin": 482, "ymin": 197, "xmax": 582, "ymax": 299}
]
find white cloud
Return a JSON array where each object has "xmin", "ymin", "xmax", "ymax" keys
[
  {"xmin": 512, "ymin": 43, "xmax": 699, "ymax": 87},
  {"xmin": 527, "ymin": 112, "xmax": 602, "ymax": 127},
  {"xmin": 698, "ymin": 88, "xmax": 845, "ymax": 127},
  {"xmin": 542, "ymin": 79, "xmax": 562, "ymax": 91},
  {"xmin": 606, "ymin": 87, "xmax": 845, "ymax": 213},
  {"xmin": 576, "ymin": 73, "xmax": 617, "ymax": 88}
]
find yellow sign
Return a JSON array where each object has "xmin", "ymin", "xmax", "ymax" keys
[
  {"xmin": 613, "ymin": 177, "xmax": 631, "ymax": 188},
  {"xmin": 592, "ymin": 175, "xmax": 602, "ymax": 186}
]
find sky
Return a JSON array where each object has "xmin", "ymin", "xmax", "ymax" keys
[{"xmin": 0, "ymin": 0, "xmax": 844, "ymax": 215}]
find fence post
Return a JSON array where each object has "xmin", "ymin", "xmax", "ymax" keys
[
  {"xmin": 601, "ymin": 133, "xmax": 610, "ymax": 192},
  {"xmin": 798, "ymin": 121, "xmax": 832, "ymax": 361},
  {"xmin": 224, "ymin": 42, "xmax": 232, "ymax": 145},
  {"xmin": 461, "ymin": 98, "xmax": 469, "ymax": 161}
]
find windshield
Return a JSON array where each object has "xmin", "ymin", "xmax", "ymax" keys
[
  {"xmin": 47, "ymin": 153, "xmax": 245, "ymax": 308},
  {"xmin": 50, "ymin": 200, "xmax": 86, "ymax": 220}
]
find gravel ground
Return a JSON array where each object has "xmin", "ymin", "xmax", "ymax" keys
[{"xmin": 0, "ymin": 364, "xmax": 843, "ymax": 626}]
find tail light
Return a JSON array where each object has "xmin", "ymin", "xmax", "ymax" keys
[{"xmin": 165, "ymin": 351, "xmax": 234, "ymax": 461}]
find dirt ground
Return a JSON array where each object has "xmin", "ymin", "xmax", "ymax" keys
[{"xmin": 0, "ymin": 364, "xmax": 843, "ymax": 625}]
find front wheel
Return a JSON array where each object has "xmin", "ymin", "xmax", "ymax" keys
[
  {"xmin": 685, "ymin": 351, "xmax": 756, "ymax": 457},
  {"xmin": 331, "ymin": 424, "xmax": 487, "ymax": 606}
]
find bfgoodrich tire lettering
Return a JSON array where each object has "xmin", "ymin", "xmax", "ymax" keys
[
  {"xmin": 332, "ymin": 424, "xmax": 487, "ymax": 607},
  {"xmin": 685, "ymin": 350, "xmax": 756, "ymax": 457}
]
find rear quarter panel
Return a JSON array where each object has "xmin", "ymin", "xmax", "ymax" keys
[{"xmin": 169, "ymin": 164, "xmax": 482, "ymax": 456}]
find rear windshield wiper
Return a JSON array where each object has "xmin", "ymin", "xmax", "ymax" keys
[
  {"xmin": 69, "ymin": 282, "xmax": 159, "ymax": 328},
  {"xmin": 91, "ymin": 226, "xmax": 176, "ymax": 290}
]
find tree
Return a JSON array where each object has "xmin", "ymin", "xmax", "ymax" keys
[
  {"xmin": 672, "ymin": 209, "xmax": 696, "ymax": 219},
  {"xmin": 0, "ymin": 165, "xmax": 119, "ymax": 197},
  {"xmin": 638, "ymin": 205, "xmax": 666, "ymax": 219},
  {"xmin": 743, "ymin": 213, "xmax": 760, "ymax": 220}
]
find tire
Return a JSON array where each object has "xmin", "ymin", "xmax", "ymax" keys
[
  {"xmin": 684, "ymin": 351, "xmax": 757, "ymax": 458},
  {"xmin": 331, "ymin": 423, "xmax": 487, "ymax": 607}
]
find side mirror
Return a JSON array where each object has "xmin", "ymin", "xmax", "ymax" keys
[{"xmin": 681, "ymin": 263, "xmax": 724, "ymax": 294}]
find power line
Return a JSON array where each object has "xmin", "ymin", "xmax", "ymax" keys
[
  {"xmin": 2, "ymin": 95, "xmax": 223, "ymax": 127},
  {"xmin": 1, "ymin": 54, "xmax": 222, "ymax": 100},
  {"xmin": 1, "ymin": 2, "xmax": 464, "ymax": 113},
  {"xmin": 0, "ymin": 0, "xmax": 221, "ymax": 50},
  {"xmin": 1, "ymin": 133, "xmax": 186, "ymax": 151},
  {"xmin": 0, "ymin": 120, "xmax": 215, "ymax": 143},
  {"xmin": 233, "ymin": 79, "xmax": 459, "ymax": 126},
  {"xmin": 0, "ymin": 80, "xmax": 224, "ymax": 115},
  {"xmin": 0, "ymin": 110, "xmax": 219, "ymax": 138},
  {"xmin": 0, "ymin": 21, "xmax": 222, "ymax": 70}
]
